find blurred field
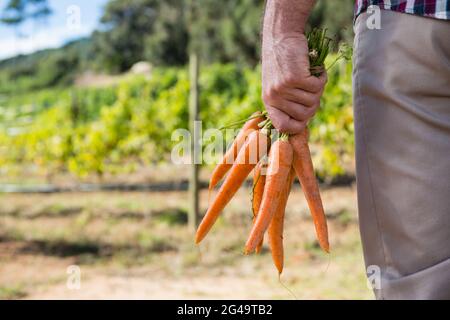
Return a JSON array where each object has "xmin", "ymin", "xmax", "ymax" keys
[
  {"xmin": 0, "ymin": 182, "xmax": 373, "ymax": 300},
  {"xmin": 0, "ymin": 0, "xmax": 362, "ymax": 301}
]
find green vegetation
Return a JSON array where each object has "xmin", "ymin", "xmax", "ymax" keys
[
  {"xmin": 0, "ymin": 58, "xmax": 353, "ymax": 180},
  {"xmin": 0, "ymin": 285, "xmax": 28, "ymax": 300},
  {"xmin": 0, "ymin": 0, "xmax": 51, "ymax": 25},
  {"xmin": 0, "ymin": 2, "xmax": 354, "ymax": 183},
  {"xmin": 0, "ymin": 39, "xmax": 92, "ymax": 94},
  {"xmin": 0, "ymin": 0, "xmax": 354, "ymax": 93},
  {"xmin": 0, "ymin": 0, "xmax": 364, "ymax": 301}
]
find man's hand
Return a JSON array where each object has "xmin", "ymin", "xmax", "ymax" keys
[{"xmin": 262, "ymin": 0, "xmax": 326, "ymax": 134}]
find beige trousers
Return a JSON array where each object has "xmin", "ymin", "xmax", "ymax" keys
[{"xmin": 353, "ymin": 10, "xmax": 450, "ymax": 299}]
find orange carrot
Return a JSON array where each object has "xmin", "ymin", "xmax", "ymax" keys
[
  {"xmin": 252, "ymin": 160, "xmax": 267, "ymax": 253},
  {"xmin": 196, "ymin": 130, "xmax": 270, "ymax": 244},
  {"xmin": 245, "ymin": 137, "xmax": 293, "ymax": 254},
  {"xmin": 209, "ymin": 112, "xmax": 264, "ymax": 191},
  {"xmin": 289, "ymin": 129, "xmax": 329, "ymax": 253},
  {"xmin": 268, "ymin": 168, "xmax": 295, "ymax": 274}
]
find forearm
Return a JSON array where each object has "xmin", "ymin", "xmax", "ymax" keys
[{"xmin": 263, "ymin": 0, "xmax": 316, "ymax": 40}]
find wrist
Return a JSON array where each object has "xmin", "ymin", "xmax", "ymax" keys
[
  {"xmin": 262, "ymin": 32, "xmax": 306, "ymax": 60},
  {"xmin": 263, "ymin": 0, "xmax": 315, "ymax": 37}
]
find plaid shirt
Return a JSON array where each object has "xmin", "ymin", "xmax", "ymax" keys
[{"xmin": 355, "ymin": 0, "xmax": 450, "ymax": 20}]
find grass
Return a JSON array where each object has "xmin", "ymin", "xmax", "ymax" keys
[
  {"xmin": 0, "ymin": 285, "xmax": 27, "ymax": 300},
  {"xmin": 0, "ymin": 186, "xmax": 373, "ymax": 299}
]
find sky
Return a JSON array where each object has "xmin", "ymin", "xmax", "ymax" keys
[{"xmin": 0, "ymin": 0, "xmax": 109, "ymax": 60}]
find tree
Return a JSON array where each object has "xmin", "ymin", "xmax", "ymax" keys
[
  {"xmin": 0, "ymin": 0, "xmax": 51, "ymax": 25},
  {"xmin": 143, "ymin": 0, "xmax": 189, "ymax": 66},
  {"xmin": 1, "ymin": 0, "xmax": 356, "ymax": 82},
  {"xmin": 92, "ymin": 0, "xmax": 264, "ymax": 70},
  {"xmin": 92, "ymin": 0, "xmax": 161, "ymax": 72},
  {"xmin": 309, "ymin": 0, "xmax": 354, "ymax": 44},
  {"xmin": 213, "ymin": 0, "xmax": 264, "ymax": 66},
  {"xmin": 187, "ymin": 0, "xmax": 201, "ymax": 231}
]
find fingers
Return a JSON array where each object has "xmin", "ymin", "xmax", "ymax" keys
[
  {"xmin": 270, "ymin": 99, "xmax": 317, "ymax": 122},
  {"xmin": 318, "ymin": 70, "xmax": 328, "ymax": 86},
  {"xmin": 288, "ymin": 72, "xmax": 326, "ymax": 93},
  {"xmin": 263, "ymin": 83, "xmax": 321, "ymax": 122},
  {"xmin": 282, "ymin": 88, "xmax": 319, "ymax": 108},
  {"xmin": 266, "ymin": 105, "xmax": 306, "ymax": 134},
  {"xmin": 297, "ymin": 69, "xmax": 328, "ymax": 92}
]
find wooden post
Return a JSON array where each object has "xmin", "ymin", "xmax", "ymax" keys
[
  {"xmin": 70, "ymin": 90, "xmax": 80, "ymax": 125},
  {"xmin": 188, "ymin": 51, "xmax": 200, "ymax": 231}
]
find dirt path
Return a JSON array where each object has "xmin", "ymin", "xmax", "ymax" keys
[
  {"xmin": 1, "ymin": 186, "xmax": 373, "ymax": 300},
  {"xmin": 27, "ymin": 273, "xmax": 290, "ymax": 300}
]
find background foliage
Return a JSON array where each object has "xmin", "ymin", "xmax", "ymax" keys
[
  {"xmin": 0, "ymin": 1, "xmax": 367, "ymax": 301},
  {"xmin": 0, "ymin": 0, "xmax": 354, "ymax": 91},
  {"xmin": 0, "ymin": 0, "xmax": 355, "ymax": 181},
  {"xmin": 0, "ymin": 58, "xmax": 353, "ymax": 180}
]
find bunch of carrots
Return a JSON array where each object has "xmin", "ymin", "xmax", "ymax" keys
[{"xmin": 196, "ymin": 29, "xmax": 347, "ymax": 274}]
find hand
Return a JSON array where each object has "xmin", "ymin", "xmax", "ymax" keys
[{"xmin": 262, "ymin": 33, "xmax": 327, "ymax": 134}]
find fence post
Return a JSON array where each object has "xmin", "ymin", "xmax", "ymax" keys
[{"xmin": 188, "ymin": 51, "xmax": 200, "ymax": 231}]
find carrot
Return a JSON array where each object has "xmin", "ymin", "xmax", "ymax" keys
[
  {"xmin": 209, "ymin": 112, "xmax": 264, "ymax": 191},
  {"xmin": 196, "ymin": 130, "xmax": 270, "ymax": 244},
  {"xmin": 252, "ymin": 160, "xmax": 267, "ymax": 253},
  {"xmin": 289, "ymin": 129, "xmax": 329, "ymax": 253},
  {"xmin": 244, "ymin": 137, "xmax": 293, "ymax": 254},
  {"xmin": 268, "ymin": 168, "xmax": 295, "ymax": 274}
]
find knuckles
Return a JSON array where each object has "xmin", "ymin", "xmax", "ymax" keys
[
  {"xmin": 283, "ymin": 74, "xmax": 299, "ymax": 87},
  {"xmin": 272, "ymin": 81, "xmax": 284, "ymax": 93},
  {"xmin": 273, "ymin": 118, "xmax": 305, "ymax": 134},
  {"xmin": 263, "ymin": 75, "xmax": 298, "ymax": 102},
  {"xmin": 296, "ymin": 106, "xmax": 315, "ymax": 121},
  {"xmin": 262, "ymin": 86, "xmax": 280, "ymax": 105},
  {"xmin": 262, "ymin": 90, "xmax": 272, "ymax": 105},
  {"xmin": 307, "ymin": 106, "xmax": 317, "ymax": 118},
  {"xmin": 312, "ymin": 97, "xmax": 321, "ymax": 110},
  {"xmin": 275, "ymin": 120, "xmax": 290, "ymax": 133}
]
